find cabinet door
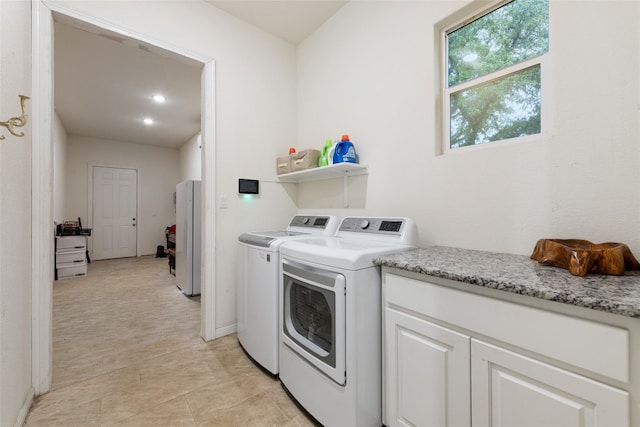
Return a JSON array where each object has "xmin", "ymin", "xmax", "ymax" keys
[
  {"xmin": 384, "ymin": 308, "xmax": 471, "ymax": 427},
  {"xmin": 471, "ymin": 339, "xmax": 629, "ymax": 427}
]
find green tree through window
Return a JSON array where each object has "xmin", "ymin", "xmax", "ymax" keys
[{"xmin": 446, "ymin": 0, "xmax": 548, "ymax": 149}]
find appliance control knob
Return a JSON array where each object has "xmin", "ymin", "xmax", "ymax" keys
[
  {"xmin": 360, "ymin": 220, "xmax": 370, "ymax": 229},
  {"xmin": 302, "ymin": 217, "xmax": 310, "ymax": 224}
]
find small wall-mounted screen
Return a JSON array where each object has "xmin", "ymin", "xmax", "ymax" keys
[{"xmin": 238, "ymin": 179, "xmax": 259, "ymax": 194}]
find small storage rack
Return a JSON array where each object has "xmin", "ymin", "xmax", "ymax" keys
[{"xmin": 55, "ymin": 218, "xmax": 91, "ymax": 280}]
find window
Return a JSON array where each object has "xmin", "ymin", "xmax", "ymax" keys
[{"xmin": 441, "ymin": 0, "xmax": 549, "ymax": 150}]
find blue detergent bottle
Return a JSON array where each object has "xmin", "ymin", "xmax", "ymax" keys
[{"xmin": 333, "ymin": 135, "xmax": 357, "ymax": 164}]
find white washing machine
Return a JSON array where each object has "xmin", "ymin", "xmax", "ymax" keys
[
  {"xmin": 279, "ymin": 217, "xmax": 419, "ymax": 426},
  {"xmin": 237, "ymin": 215, "xmax": 339, "ymax": 375}
]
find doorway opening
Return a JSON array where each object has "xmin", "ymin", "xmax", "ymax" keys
[{"xmin": 33, "ymin": 1, "xmax": 217, "ymax": 394}]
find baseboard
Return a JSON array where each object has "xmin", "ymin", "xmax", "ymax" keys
[
  {"xmin": 14, "ymin": 387, "xmax": 35, "ymax": 427},
  {"xmin": 215, "ymin": 323, "xmax": 237, "ymax": 339}
]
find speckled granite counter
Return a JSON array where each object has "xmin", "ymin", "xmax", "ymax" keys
[{"xmin": 373, "ymin": 246, "xmax": 640, "ymax": 318}]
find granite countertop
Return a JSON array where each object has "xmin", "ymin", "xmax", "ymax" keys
[{"xmin": 373, "ymin": 246, "xmax": 640, "ymax": 318}]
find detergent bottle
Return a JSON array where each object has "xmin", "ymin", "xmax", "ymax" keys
[
  {"xmin": 328, "ymin": 139, "xmax": 338, "ymax": 165},
  {"xmin": 318, "ymin": 139, "xmax": 332, "ymax": 167},
  {"xmin": 332, "ymin": 135, "xmax": 357, "ymax": 164}
]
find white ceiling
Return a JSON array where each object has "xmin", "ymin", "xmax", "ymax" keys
[
  {"xmin": 53, "ymin": 1, "xmax": 347, "ymax": 149},
  {"xmin": 205, "ymin": 1, "xmax": 347, "ymax": 45}
]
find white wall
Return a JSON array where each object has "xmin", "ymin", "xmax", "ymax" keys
[
  {"xmin": 179, "ymin": 132, "xmax": 202, "ymax": 181},
  {"xmin": 0, "ymin": 1, "xmax": 33, "ymax": 425},
  {"xmin": 50, "ymin": 0, "xmax": 299, "ymax": 331},
  {"xmin": 65, "ymin": 135, "xmax": 180, "ymax": 255},
  {"xmin": 297, "ymin": 0, "xmax": 640, "ymax": 256},
  {"xmin": 53, "ymin": 112, "xmax": 68, "ymax": 223}
]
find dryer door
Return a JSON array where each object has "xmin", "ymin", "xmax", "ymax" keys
[{"xmin": 282, "ymin": 259, "xmax": 346, "ymax": 385}]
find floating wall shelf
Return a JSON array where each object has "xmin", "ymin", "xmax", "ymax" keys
[
  {"xmin": 275, "ymin": 162, "xmax": 368, "ymax": 183},
  {"xmin": 275, "ymin": 163, "xmax": 368, "ymax": 208}
]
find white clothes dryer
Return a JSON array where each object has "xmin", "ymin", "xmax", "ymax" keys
[
  {"xmin": 237, "ymin": 215, "xmax": 339, "ymax": 375},
  {"xmin": 279, "ymin": 217, "xmax": 419, "ymax": 426}
]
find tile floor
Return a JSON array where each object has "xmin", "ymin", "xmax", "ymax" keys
[{"xmin": 24, "ymin": 256, "xmax": 317, "ymax": 426}]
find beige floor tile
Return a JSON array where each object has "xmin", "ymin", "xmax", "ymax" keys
[
  {"xmin": 24, "ymin": 396, "xmax": 102, "ymax": 427},
  {"xmin": 266, "ymin": 382, "xmax": 308, "ymax": 421},
  {"xmin": 24, "ymin": 256, "xmax": 315, "ymax": 427},
  {"xmin": 99, "ymin": 375, "xmax": 199, "ymax": 425},
  {"xmin": 185, "ymin": 379, "xmax": 254, "ymax": 424},
  {"xmin": 195, "ymin": 392, "xmax": 290, "ymax": 427},
  {"xmin": 109, "ymin": 395, "xmax": 196, "ymax": 427},
  {"xmin": 30, "ymin": 365, "xmax": 141, "ymax": 416},
  {"xmin": 278, "ymin": 415, "xmax": 320, "ymax": 427}
]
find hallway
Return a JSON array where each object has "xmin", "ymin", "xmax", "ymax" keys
[{"xmin": 24, "ymin": 256, "xmax": 314, "ymax": 426}]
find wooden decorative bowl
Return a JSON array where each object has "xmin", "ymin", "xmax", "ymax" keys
[{"xmin": 531, "ymin": 239, "xmax": 640, "ymax": 277}]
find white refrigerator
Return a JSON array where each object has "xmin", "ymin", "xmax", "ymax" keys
[{"xmin": 176, "ymin": 180, "xmax": 201, "ymax": 296}]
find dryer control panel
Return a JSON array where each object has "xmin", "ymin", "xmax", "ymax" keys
[{"xmin": 338, "ymin": 217, "xmax": 405, "ymax": 234}]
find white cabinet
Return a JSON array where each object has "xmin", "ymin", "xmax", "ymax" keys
[
  {"xmin": 56, "ymin": 235, "xmax": 87, "ymax": 279},
  {"xmin": 383, "ymin": 271, "xmax": 631, "ymax": 427},
  {"xmin": 472, "ymin": 339, "xmax": 629, "ymax": 427},
  {"xmin": 384, "ymin": 308, "xmax": 470, "ymax": 427}
]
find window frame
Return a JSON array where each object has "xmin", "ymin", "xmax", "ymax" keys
[{"xmin": 436, "ymin": 0, "xmax": 549, "ymax": 154}]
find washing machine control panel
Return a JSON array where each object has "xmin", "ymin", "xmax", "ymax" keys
[
  {"xmin": 339, "ymin": 217, "xmax": 404, "ymax": 234},
  {"xmin": 289, "ymin": 215, "xmax": 331, "ymax": 229}
]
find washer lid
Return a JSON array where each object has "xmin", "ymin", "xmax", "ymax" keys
[
  {"xmin": 238, "ymin": 215, "xmax": 340, "ymax": 248},
  {"xmin": 249, "ymin": 230, "xmax": 308, "ymax": 238},
  {"xmin": 280, "ymin": 236, "xmax": 415, "ymax": 270},
  {"xmin": 238, "ymin": 230, "xmax": 313, "ymax": 248}
]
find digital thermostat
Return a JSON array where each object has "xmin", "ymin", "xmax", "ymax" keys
[{"xmin": 238, "ymin": 179, "xmax": 259, "ymax": 195}]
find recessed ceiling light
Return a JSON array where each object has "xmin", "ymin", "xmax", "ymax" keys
[
  {"xmin": 152, "ymin": 94, "xmax": 166, "ymax": 103},
  {"xmin": 143, "ymin": 118, "xmax": 154, "ymax": 125}
]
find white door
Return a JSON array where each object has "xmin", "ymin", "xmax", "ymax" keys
[
  {"xmin": 384, "ymin": 308, "xmax": 471, "ymax": 427},
  {"xmin": 92, "ymin": 166, "xmax": 137, "ymax": 260},
  {"xmin": 471, "ymin": 339, "xmax": 629, "ymax": 427}
]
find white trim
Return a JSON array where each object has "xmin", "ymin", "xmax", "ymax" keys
[
  {"xmin": 215, "ymin": 323, "xmax": 237, "ymax": 339},
  {"xmin": 201, "ymin": 60, "xmax": 216, "ymax": 341},
  {"xmin": 447, "ymin": 56, "xmax": 543, "ymax": 93},
  {"xmin": 136, "ymin": 168, "xmax": 141, "ymax": 257},
  {"xmin": 41, "ymin": 0, "xmax": 209, "ymax": 64},
  {"xmin": 443, "ymin": 61, "xmax": 545, "ymax": 154},
  {"xmin": 31, "ymin": 0, "xmax": 54, "ymax": 395},
  {"xmin": 13, "ymin": 387, "xmax": 34, "ymax": 427},
  {"xmin": 447, "ymin": 0, "xmax": 511, "ymax": 34},
  {"xmin": 437, "ymin": 0, "xmax": 548, "ymax": 154},
  {"xmin": 433, "ymin": 20, "xmax": 446, "ymax": 156},
  {"xmin": 32, "ymin": 2, "xmax": 218, "ymax": 398}
]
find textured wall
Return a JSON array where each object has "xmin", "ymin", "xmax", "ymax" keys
[
  {"xmin": 296, "ymin": 1, "xmax": 640, "ymax": 256},
  {"xmin": 0, "ymin": 1, "xmax": 33, "ymax": 425}
]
